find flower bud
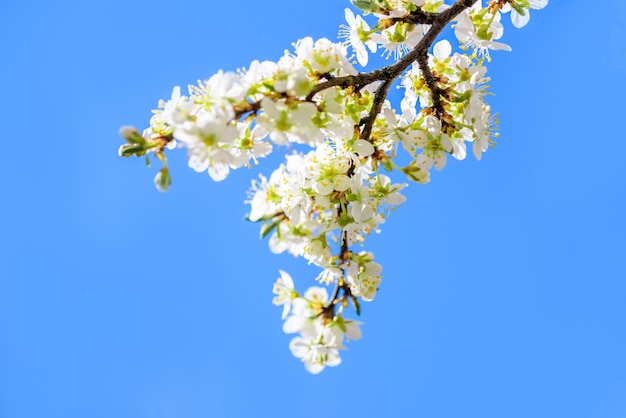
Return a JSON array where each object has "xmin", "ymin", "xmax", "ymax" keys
[
  {"xmin": 118, "ymin": 143, "xmax": 145, "ymax": 157},
  {"xmin": 401, "ymin": 162, "xmax": 430, "ymax": 184},
  {"xmin": 154, "ymin": 167, "xmax": 171, "ymax": 192},
  {"xmin": 119, "ymin": 126, "xmax": 145, "ymax": 144}
]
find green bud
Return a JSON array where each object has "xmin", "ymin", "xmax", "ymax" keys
[
  {"xmin": 154, "ymin": 167, "xmax": 171, "ymax": 192},
  {"xmin": 118, "ymin": 143, "xmax": 146, "ymax": 157},
  {"xmin": 119, "ymin": 126, "xmax": 145, "ymax": 144},
  {"xmin": 350, "ymin": 0, "xmax": 375, "ymax": 12},
  {"xmin": 477, "ymin": 25, "xmax": 492, "ymax": 41},
  {"xmin": 349, "ymin": 0, "xmax": 386, "ymax": 13},
  {"xmin": 401, "ymin": 162, "xmax": 430, "ymax": 184},
  {"xmin": 337, "ymin": 212, "xmax": 354, "ymax": 227}
]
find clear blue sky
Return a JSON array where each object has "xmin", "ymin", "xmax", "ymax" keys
[{"xmin": 1, "ymin": 1, "xmax": 626, "ymax": 417}]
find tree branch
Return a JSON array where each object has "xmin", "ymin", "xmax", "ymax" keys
[
  {"xmin": 392, "ymin": 7, "xmax": 438, "ymax": 25},
  {"xmin": 305, "ymin": 0, "xmax": 478, "ymax": 140}
]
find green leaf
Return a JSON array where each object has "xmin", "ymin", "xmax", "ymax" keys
[
  {"xmin": 351, "ymin": 295, "xmax": 361, "ymax": 316},
  {"xmin": 381, "ymin": 158, "xmax": 394, "ymax": 172},
  {"xmin": 511, "ymin": 0, "xmax": 528, "ymax": 16},
  {"xmin": 260, "ymin": 218, "xmax": 282, "ymax": 239}
]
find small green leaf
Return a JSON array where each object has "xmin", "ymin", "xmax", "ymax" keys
[
  {"xmin": 511, "ymin": 0, "xmax": 528, "ymax": 16},
  {"xmin": 351, "ymin": 295, "xmax": 361, "ymax": 316},
  {"xmin": 260, "ymin": 218, "xmax": 282, "ymax": 239}
]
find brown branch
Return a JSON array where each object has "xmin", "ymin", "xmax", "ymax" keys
[
  {"xmin": 314, "ymin": 0, "xmax": 478, "ymax": 319},
  {"xmin": 416, "ymin": 52, "xmax": 445, "ymax": 116},
  {"xmin": 321, "ymin": 212, "xmax": 352, "ymax": 319},
  {"xmin": 305, "ymin": 0, "xmax": 478, "ymax": 140},
  {"xmin": 305, "ymin": 73, "xmax": 379, "ymax": 102},
  {"xmin": 392, "ymin": 7, "xmax": 438, "ymax": 25},
  {"xmin": 233, "ymin": 99, "xmax": 262, "ymax": 119},
  {"xmin": 360, "ymin": 78, "xmax": 393, "ymax": 140}
]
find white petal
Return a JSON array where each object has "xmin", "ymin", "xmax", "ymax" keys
[
  {"xmin": 171, "ymin": 86, "xmax": 181, "ymax": 102},
  {"xmin": 473, "ymin": 140, "xmax": 483, "ymax": 160},
  {"xmin": 325, "ymin": 351, "xmax": 342, "ymax": 367},
  {"xmin": 283, "ymin": 316, "xmax": 305, "ymax": 334},
  {"xmin": 415, "ymin": 153, "xmax": 433, "ymax": 171},
  {"xmin": 344, "ymin": 8, "xmax": 356, "ymax": 26},
  {"xmin": 281, "ymin": 304, "xmax": 291, "ymax": 320},
  {"xmin": 288, "ymin": 337, "xmax": 309, "ymax": 358},
  {"xmin": 433, "ymin": 40, "xmax": 452, "ymax": 60},
  {"xmin": 530, "ymin": 0, "xmax": 548, "ymax": 10},
  {"xmin": 334, "ymin": 175, "xmax": 351, "ymax": 192},
  {"xmin": 304, "ymin": 362, "xmax": 324, "ymax": 374},
  {"xmin": 440, "ymin": 135, "xmax": 453, "ymax": 152},
  {"xmin": 353, "ymin": 139, "xmax": 375, "ymax": 157},
  {"xmin": 433, "ymin": 152, "xmax": 447, "ymax": 171},
  {"xmin": 424, "ymin": 115, "xmax": 441, "ymax": 135},
  {"xmin": 355, "ymin": 44, "xmax": 369, "ymax": 67},
  {"xmin": 345, "ymin": 321, "xmax": 362, "ymax": 341},
  {"xmin": 511, "ymin": 10, "xmax": 530, "ymax": 28},
  {"xmin": 269, "ymin": 233, "xmax": 287, "ymax": 254},
  {"xmin": 279, "ymin": 270, "xmax": 294, "ymax": 288},
  {"xmin": 313, "ymin": 180, "xmax": 334, "ymax": 195},
  {"xmin": 208, "ymin": 163, "xmax": 229, "ymax": 181}
]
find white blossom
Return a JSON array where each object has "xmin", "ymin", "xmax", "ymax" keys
[{"xmin": 119, "ymin": 0, "xmax": 550, "ymax": 373}]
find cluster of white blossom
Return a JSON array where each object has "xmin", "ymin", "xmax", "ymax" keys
[
  {"xmin": 273, "ymin": 271, "xmax": 362, "ymax": 374},
  {"xmin": 119, "ymin": 0, "xmax": 548, "ymax": 373}
]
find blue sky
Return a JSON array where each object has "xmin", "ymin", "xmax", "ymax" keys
[{"xmin": 1, "ymin": 1, "xmax": 626, "ymax": 417}]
